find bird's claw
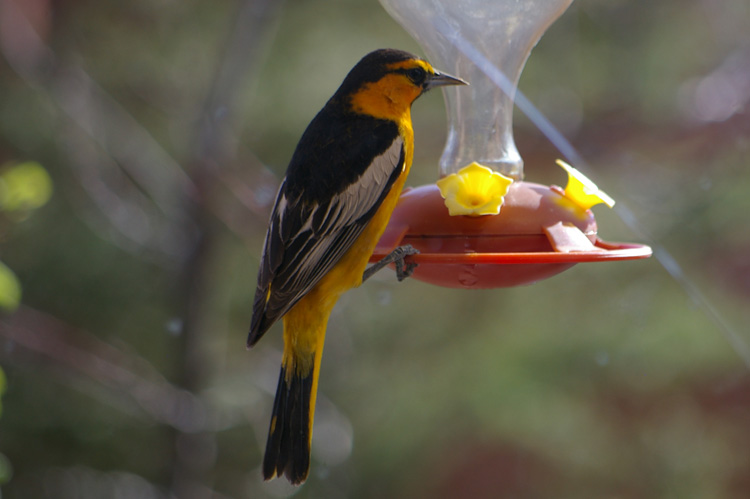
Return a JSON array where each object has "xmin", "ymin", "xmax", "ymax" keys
[
  {"xmin": 363, "ymin": 244, "xmax": 420, "ymax": 283},
  {"xmin": 392, "ymin": 245, "xmax": 419, "ymax": 281}
]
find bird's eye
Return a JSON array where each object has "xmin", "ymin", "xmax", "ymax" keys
[{"xmin": 405, "ymin": 67, "xmax": 427, "ymax": 85}]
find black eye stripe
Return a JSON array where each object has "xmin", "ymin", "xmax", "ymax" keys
[{"xmin": 395, "ymin": 67, "xmax": 428, "ymax": 85}]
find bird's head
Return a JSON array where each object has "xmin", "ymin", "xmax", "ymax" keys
[{"xmin": 336, "ymin": 49, "xmax": 467, "ymax": 121}]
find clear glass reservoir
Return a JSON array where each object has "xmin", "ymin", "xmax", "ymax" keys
[{"xmin": 379, "ymin": 0, "xmax": 574, "ymax": 180}]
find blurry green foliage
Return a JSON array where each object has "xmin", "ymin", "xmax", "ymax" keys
[
  {"xmin": 0, "ymin": 161, "xmax": 53, "ymax": 312},
  {"xmin": 0, "ymin": 452, "xmax": 12, "ymax": 486},
  {"xmin": 0, "ymin": 262, "xmax": 21, "ymax": 312},
  {"xmin": 0, "ymin": 1, "xmax": 748, "ymax": 498},
  {"xmin": 0, "ymin": 162, "xmax": 53, "ymax": 215},
  {"xmin": 0, "ymin": 365, "xmax": 5, "ymax": 417},
  {"xmin": 0, "ymin": 366, "xmax": 10, "ymax": 485}
]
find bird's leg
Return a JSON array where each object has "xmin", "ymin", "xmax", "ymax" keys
[{"xmin": 363, "ymin": 245, "xmax": 420, "ymax": 283}]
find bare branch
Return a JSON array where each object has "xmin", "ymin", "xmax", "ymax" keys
[{"xmin": 0, "ymin": 306, "xmax": 232, "ymax": 433}]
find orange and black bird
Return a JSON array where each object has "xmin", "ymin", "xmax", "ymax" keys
[{"xmin": 247, "ymin": 48, "xmax": 466, "ymax": 485}]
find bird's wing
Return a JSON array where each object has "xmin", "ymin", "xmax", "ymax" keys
[{"xmin": 248, "ymin": 136, "xmax": 405, "ymax": 346}]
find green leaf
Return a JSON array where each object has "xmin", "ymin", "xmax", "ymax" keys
[
  {"xmin": 0, "ymin": 161, "xmax": 53, "ymax": 212},
  {"xmin": 0, "ymin": 261, "xmax": 21, "ymax": 312}
]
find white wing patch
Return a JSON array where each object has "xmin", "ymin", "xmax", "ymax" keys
[
  {"xmin": 260, "ymin": 136, "xmax": 405, "ymax": 324},
  {"xmin": 329, "ymin": 138, "xmax": 404, "ymax": 228}
]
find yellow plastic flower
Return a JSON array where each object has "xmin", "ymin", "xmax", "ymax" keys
[
  {"xmin": 436, "ymin": 162, "xmax": 513, "ymax": 216},
  {"xmin": 557, "ymin": 159, "xmax": 615, "ymax": 210}
]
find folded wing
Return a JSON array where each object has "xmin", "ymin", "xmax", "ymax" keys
[{"xmin": 248, "ymin": 127, "xmax": 404, "ymax": 346}]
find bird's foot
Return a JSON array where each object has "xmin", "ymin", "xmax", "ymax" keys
[{"xmin": 363, "ymin": 245, "xmax": 420, "ymax": 283}]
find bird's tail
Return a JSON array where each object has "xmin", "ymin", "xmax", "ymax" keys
[
  {"xmin": 262, "ymin": 353, "xmax": 320, "ymax": 485},
  {"xmin": 263, "ymin": 324, "xmax": 325, "ymax": 485},
  {"xmin": 261, "ymin": 286, "xmax": 333, "ymax": 485}
]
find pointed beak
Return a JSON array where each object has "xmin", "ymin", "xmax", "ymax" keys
[{"xmin": 425, "ymin": 71, "xmax": 468, "ymax": 90}]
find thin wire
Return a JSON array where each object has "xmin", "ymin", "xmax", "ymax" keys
[{"xmin": 434, "ymin": 18, "xmax": 750, "ymax": 368}]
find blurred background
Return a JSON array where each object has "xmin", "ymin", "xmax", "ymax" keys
[{"xmin": 1, "ymin": 0, "xmax": 749, "ymax": 497}]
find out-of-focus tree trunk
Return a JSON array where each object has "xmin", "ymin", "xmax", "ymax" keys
[{"xmin": 169, "ymin": 0, "xmax": 285, "ymax": 496}]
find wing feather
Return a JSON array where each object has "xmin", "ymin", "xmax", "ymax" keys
[{"xmin": 248, "ymin": 136, "xmax": 404, "ymax": 346}]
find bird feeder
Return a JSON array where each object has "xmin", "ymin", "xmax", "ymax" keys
[{"xmin": 371, "ymin": 0, "xmax": 651, "ymax": 289}]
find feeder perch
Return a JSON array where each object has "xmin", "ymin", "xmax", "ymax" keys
[{"xmin": 372, "ymin": 0, "xmax": 651, "ymax": 289}]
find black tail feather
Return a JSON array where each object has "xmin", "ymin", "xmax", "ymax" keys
[{"xmin": 263, "ymin": 363, "xmax": 314, "ymax": 485}]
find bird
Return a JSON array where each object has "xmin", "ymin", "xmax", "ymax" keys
[{"xmin": 247, "ymin": 48, "xmax": 466, "ymax": 485}]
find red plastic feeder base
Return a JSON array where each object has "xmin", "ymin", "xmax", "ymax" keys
[{"xmin": 370, "ymin": 182, "xmax": 652, "ymax": 289}]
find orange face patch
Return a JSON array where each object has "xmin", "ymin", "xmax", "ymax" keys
[{"xmin": 348, "ymin": 59, "xmax": 436, "ymax": 122}]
